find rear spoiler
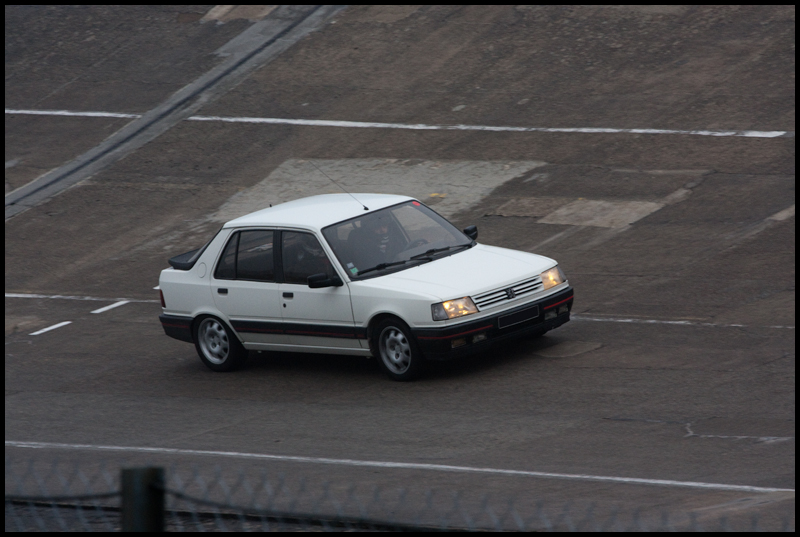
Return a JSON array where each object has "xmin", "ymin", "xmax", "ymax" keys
[
  {"xmin": 167, "ymin": 228, "xmax": 222, "ymax": 270},
  {"xmin": 168, "ymin": 248, "xmax": 202, "ymax": 270}
]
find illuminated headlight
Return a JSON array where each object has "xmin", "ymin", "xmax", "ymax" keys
[
  {"xmin": 432, "ymin": 297, "xmax": 478, "ymax": 321},
  {"xmin": 540, "ymin": 265, "xmax": 566, "ymax": 290}
]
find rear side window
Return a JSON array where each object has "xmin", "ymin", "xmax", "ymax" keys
[
  {"xmin": 214, "ymin": 230, "xmax": 275, "ymax": 281},
  {"xmin": 215, "ymin": 234, "xmax": 238, "ymax": 279}
]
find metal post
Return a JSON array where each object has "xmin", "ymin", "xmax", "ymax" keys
[{"xmin": 121, "ymin": 467, "xmax": 165, "ymax": 532}]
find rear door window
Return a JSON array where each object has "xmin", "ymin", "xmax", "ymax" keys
[{"xmin": 214, "ymin": 230, "xmax": 275, "ymax": 281}]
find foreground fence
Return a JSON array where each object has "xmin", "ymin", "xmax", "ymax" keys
[{"xmin": 5, "ymin": 456, "xmax": 795, "ymax": 532}]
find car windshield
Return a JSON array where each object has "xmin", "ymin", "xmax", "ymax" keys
[{"xmin": 322, "ymin": 201, "xmax": 472, "ymax": 280}]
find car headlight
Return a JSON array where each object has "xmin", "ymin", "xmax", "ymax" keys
[
  {"xmin": 432, "ymin": 297, "xmax": 478, "ymax": 321},
  {"xmin": 540, "ymin": 265, "xmax": 566, "ymax": 290}
]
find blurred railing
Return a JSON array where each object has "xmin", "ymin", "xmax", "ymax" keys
[{"xmin": 5, "ymin": 456, "xmax": 795, "ymax": 532}]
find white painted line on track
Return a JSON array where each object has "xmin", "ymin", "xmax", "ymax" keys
[
  {"xmin": 5, "ymin": 440, "xmax": 794, "ymax": 494},
  {"xmin": 684, "ymin": 423, "xmax": 794, "ymax": 444},
  {"xmin": 5, "ymin": 109, "xmax": 140, "ymax": 119},
  {"xmin": 90, "ymin": 300, "xmax": 130, "ymax": 314},
  {"xmin": 187, "ymin": 115, "xmax": 791, "ymax": 138},
  {"xmin": 5, "ymin": 293, "xmax": 159, "ymax": 303},
  {"xmin": 5, "ymin": 293, "xmax": 793, "ymax": 329},
  {"xmin": 5, "ymin": 109, "xmax": 792, "ymax": 139},
  {"xmin": 572, "ymin": 315, "xmax": 795, "ymax": 330},
  {"xmin": 28, "ymin": 321, "xmax": 72, "ymax": 336},
  {"xmin": 768, "ymin": 204, "xmax": 795, "ymax": 221}
]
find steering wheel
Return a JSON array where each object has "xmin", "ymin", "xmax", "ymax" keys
[{"xmin": 406, "ymin": 238, "xmax": 429, "ymax": 250}]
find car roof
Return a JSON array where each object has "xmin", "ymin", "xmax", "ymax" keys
[{"xmin": 223, "ymin": 193, "xmax": 415, "ymax": 231}]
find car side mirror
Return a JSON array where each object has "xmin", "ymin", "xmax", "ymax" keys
[
  {"xmin": 308, "ymin": 273, "xmax": 344, "ymax": 288},
  {"xmin": 463, "ymin": 225, "xmax": 478, "ymax": 241}
]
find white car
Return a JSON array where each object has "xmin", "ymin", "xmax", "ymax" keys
[{"xmin": 159, "ymin": 193, "xmax": 573, "ymax": 380}]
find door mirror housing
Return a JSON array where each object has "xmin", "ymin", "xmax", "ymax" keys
[
  {"xmin": 463, "ymin": 225, "xmax": 478, "ymax": 241},
  {"xmin": 308, "ymin": 273, "xmax": 344, "ymax": 288}
]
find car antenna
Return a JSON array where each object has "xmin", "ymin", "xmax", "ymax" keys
[{"xmin": 307, "ymin": 160, "xmax": 369, "ymax": 211}]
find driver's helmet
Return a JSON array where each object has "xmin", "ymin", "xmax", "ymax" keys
[
  {"xmin": 360, "ymin": 215, "xmax": 393, "ymax": 255},
  {"xmin": 361, "ymin": 214, "xmax": 390, "ymax": 237}
]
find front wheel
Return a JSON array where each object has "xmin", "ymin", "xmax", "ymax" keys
[
  {"xmin": 374, "ymin": 318, "xmax": 424, "ymax": 381},
  {"xmin": 193, "ymin": 316, "xmax": 248, "ymax": 372}
]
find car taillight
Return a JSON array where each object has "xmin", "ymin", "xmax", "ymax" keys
[{"xmin": 160, "ymin": 290, "xmax": 166, "ymax": 308}]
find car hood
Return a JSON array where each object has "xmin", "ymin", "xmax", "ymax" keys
[{"xmin": 359, "ymin": 244, "xmax": 557, "ymax": 301}]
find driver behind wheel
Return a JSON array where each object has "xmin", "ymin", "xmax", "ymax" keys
[{"xmin": 350, "ymin": 213, "xmax": 406, "ymax": 267}]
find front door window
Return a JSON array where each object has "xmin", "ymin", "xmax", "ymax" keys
[{"xmin": 282, "ymin": 231, "xmax": 335, "ymax": 285}]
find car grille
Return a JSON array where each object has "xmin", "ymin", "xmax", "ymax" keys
[{"xmin": 472, "ymin": 276, "xmax": 543, "ymax": 310}]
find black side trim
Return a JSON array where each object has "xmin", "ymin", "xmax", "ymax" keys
[
  {"xmin": 230, "ymin": 319, "xmax": 367, "ymax": 340},
  {"xmin": 159, "ymin": 314, "xmax": 194, "ymax": 343},
  {"xmin": 284, "ymin": 322, "xmax": 366, "ymax": 339},
  {"xmin": 230, "ymin": 320, "xmax": 283, "ymax": 334}
]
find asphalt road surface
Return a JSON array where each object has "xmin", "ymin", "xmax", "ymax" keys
[{"xmin": 5, "ymin": 5, "xmax": 795, "ymax": 530}]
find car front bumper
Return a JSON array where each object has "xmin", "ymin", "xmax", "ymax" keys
[{"xmin": 412, "ymin": 286, "xmax": 574, "ymax": 360}]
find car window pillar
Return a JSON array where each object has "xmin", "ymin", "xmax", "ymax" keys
[{"xmin": 274, "ymin": 230, "xmax": 284, "ymax": 283}]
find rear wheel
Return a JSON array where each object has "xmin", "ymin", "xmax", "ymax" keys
[
  {"xmin": 193, "ymin": 316, "xmax": 247, "ymax": 372},
  {"xmin": 373, "ymin": 318, "xmax": 424, "ymax": 381}
]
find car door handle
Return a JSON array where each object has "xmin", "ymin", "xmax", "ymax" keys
[
  {"xmin": 217, "ymin": 288, "xmax": 228, "ymax": 295},
  {"xmin": 282, "ymin": 292, "xmax": 294, "ymax": 298}
]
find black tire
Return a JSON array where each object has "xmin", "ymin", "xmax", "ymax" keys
[
  {"xmin": 193, "ymin": 316, "xmax": 248, "ymax": 372},
  {"xmin": 372, "ymin": 317, "xmax": 425, "ymax": 381}
]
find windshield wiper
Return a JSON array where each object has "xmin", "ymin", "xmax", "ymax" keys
[
  {"xmin": 357, "ymin": 243, "xmax": 473, "ymax": 276},
  {"xmin": 409, "ymin": 243, "xmax": 473, "ymax": 261},
  {"xmin": 357, "ymin": 255, "xmax": 435, "ymax": 276},
  {"xmin": 357, "ymin": 260, "xmax": 413, "ymax": 277}
]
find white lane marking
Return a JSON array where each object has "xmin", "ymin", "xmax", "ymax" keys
[
  {"xmin": 768, "ymin": 204, "xmax": 795, "ymax": 221},
  {"xmin": 5, "ymin": 109, "xmax": 140, "ymax": 119},
  {"xmin": 572, "ymin": 315, "xmax": 795, "ymax": 330},
  {"xmin": 5, "ymin": 109, "xmax": 791, "ymax": 138},
  {"xmin": 5, "ymin": 441, "xmax": 792, "ymax": 493},
  {"xmin": 187, "ymin": 116, "xmax": 791, "ymax": 138},
  {"xmin": 90, "ymin": 300, "xmax": 130, "ymax": 314},
  {"xmin": 684, "ymin": 423, "xmax": 793, "ymax": 444},
  {"xmin": 153, "ymin": 285, "xmax": 160, "ymax": 290},
  {"xmin": 5, "ymin": 293, "xmax": 158, "ymax": 303},
  {"xmin": 28, "ymin": 321, "xmax": 72, "ymax": 336},
  {"xmin": 5, "ymin": 293, "xmax": 793, "ymax": 329}
]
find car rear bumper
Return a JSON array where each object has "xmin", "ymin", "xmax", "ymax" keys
[
  {"xmin": 159, "ymin": 314, "xmax": 193, "ymax": 343},
  {"xmin": 412, "ymin": 287, "xmax": 574, "ymax": 360}
]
